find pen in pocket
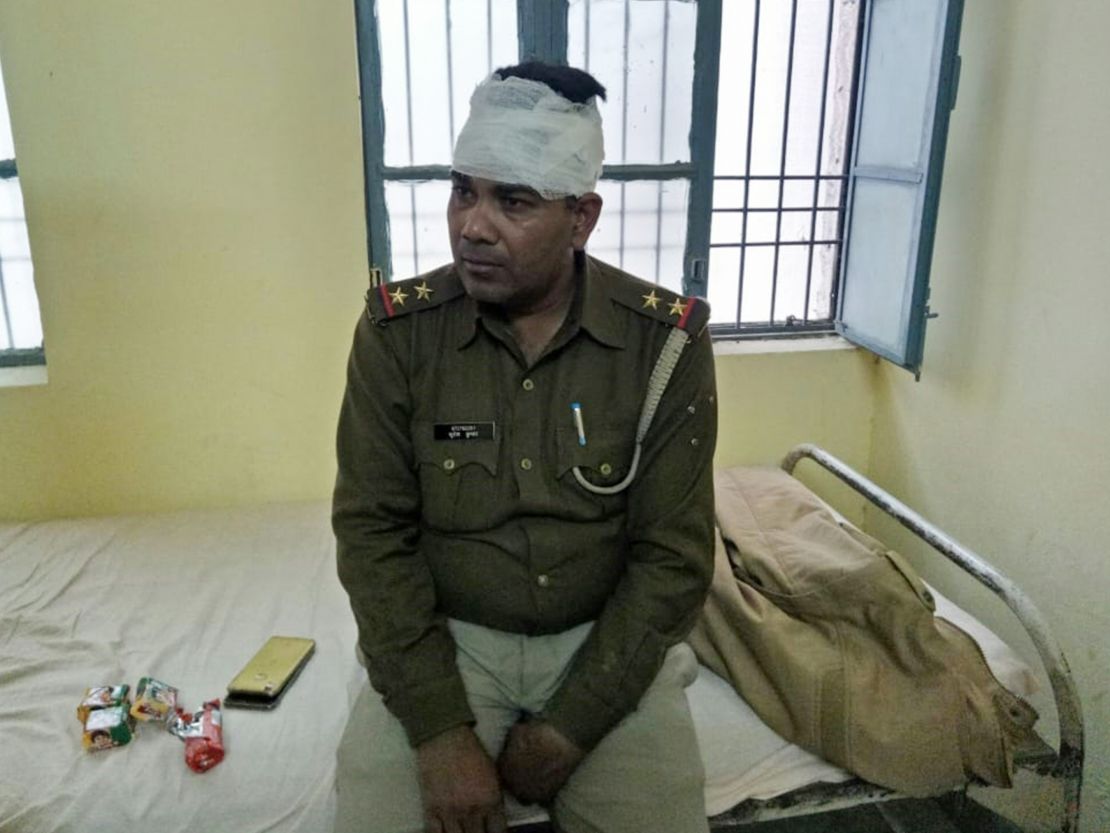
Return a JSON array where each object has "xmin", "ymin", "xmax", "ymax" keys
[{"xmin": 571, "ymin": 402, "xmax": 587, "ymax": 446}]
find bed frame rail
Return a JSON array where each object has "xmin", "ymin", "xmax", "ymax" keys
[{"xmin": 766, "ymin": 443, "xmax": 1085, "ymax": 833}]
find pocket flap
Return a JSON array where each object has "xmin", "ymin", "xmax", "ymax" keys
[{"xmin": 555, "ymin": 423, "xmax": 636, "ymax": 485}]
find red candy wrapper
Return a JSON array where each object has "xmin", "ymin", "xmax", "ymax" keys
[{"xmin": 169, "ymin": 699, "xmax": 225, "ymax": 773}]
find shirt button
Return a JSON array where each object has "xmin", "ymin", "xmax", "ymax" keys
[
  {"xmin": 520, "ymin": 457, "xmax": 533, "ymax": 471},
  {"xmin": 599, "ymin": 462, "xmax": 613, "ymax": 476},
  {"xmin": 443, "ymin": 458, "xmax": 456, "ymax": 471},
  {"xmin": 536, "ymin": 574, "xmax": 550, "ymax": 588},
  {"xmin": 522, "ymin": 378, "xmax": 535, "ymax": 391},
  {"xmin": 690, "ymin": 438, "xmax": 700, "ymax": 447}
]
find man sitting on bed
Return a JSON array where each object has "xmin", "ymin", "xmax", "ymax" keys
[{"xmin": 332, "ymin": 61, "xmax": 717, "ymax": 833}]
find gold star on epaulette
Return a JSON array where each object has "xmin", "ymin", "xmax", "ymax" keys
[
  {"xmin": 364, "ymin": 265, "xmax": 466, "ymax": 323},
  {"xmin": 642, "ymin": 290, "xmax": 661, "ymax": 310},
  {"xmin": 668, "ymin": 297, "xmax": 688, "ymax": 318}
]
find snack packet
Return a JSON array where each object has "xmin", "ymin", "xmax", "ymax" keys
[
  {"xmin": 169, "ymin": 699, "xmax": 225, "ymax": 773},
  {"xmin": 76, "ymin": 685, "xmax": 130, "ymax": 723},
  {"xmin": 130, "ymin": 677, "xmax": 179, "ymax": 724},
  {"xmin": 82, "ymin": 704, "xmax": 134, "ymax": 752}
]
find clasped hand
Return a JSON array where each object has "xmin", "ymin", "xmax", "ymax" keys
[
  {"xmin": 416, "ymin": 720, "xmax": 584, "ymax": 833},
  {"xmin": 497, "ymin": 718, "xmax": 585, "ymax": 806}
]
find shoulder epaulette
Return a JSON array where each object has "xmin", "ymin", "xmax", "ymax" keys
[
  {"xmin": 602, "ymin": 263, "xmax": 712, "ymax": 338},
  {"xmin": 365, "ymin": 266, "xmax": 465, "ymax": 323}
]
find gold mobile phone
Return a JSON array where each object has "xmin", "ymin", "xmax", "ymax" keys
[{"xmin": 224, "ymin": 636, "xmax": 315, "ymax": 710}]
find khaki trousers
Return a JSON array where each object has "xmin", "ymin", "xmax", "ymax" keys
[{"xmin": 335, "ymin": 620, "xmax": 708, "ymax": 833}]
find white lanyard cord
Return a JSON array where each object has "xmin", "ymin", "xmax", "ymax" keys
[{"xmin": 572, "ymin": 327, "xmax": 691, "ymax": 495}]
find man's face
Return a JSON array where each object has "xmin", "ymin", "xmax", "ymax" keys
[{"xmin": 447, "ymin": 172, "xmax": 598, "ymax": 313}]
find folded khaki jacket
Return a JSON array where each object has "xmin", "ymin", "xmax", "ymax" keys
[{"xmin": 688, "ymin": 466, "xmax": 1037, "ymax": 797}]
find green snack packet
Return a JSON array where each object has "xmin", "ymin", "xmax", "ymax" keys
[
  {"xmin": 76, "ymin": 685, "xmax": 131, "ymax": 724},
  {"xmin": 82, "ymin": 705, "xmax": 134, "ymax": 752}
]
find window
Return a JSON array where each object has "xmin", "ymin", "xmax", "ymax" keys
[
  {"xmin": 0, "ymin": 55, "xmax": 44, "ymax": 368},
  {"xmin": 354, "ymin": 0, "xmax": 963, "ymax": 375},
  {"xmin": 704, "ymin": 0, "xmax": 861, "ymax": 338}
]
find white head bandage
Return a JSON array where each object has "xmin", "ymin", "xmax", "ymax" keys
[{"xmin": 452, "ymin": 74, "xmax": 605, "ymax": 199}]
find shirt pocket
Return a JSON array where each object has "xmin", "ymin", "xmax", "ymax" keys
[
  {"xmin": 554, "ymin": 422, "xmax": 637, "ymax": 516},
  {"xmin": 411, "ymin": 420, "xmax": 500, "ymax": 531}
]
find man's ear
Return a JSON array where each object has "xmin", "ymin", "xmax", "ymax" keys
[{"xmin": 570, "ymin": 193, "xmax": 603, "ymax": 250}]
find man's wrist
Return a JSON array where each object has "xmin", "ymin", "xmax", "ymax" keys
[
  {"xmin": 540, "ymin": 685, "xmax": 625, "ymax": 753},
  {"xmin": 416, "ymin": 722, "xmax": 477, "ymax": 754},
  {"xmin": 384, "ymin": 671, "xmax": 476, "ymax": 748}
]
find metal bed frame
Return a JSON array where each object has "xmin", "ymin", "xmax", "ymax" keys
[
  {"xmin": 515, "ymin": 444, "xmax": 1083, "ymax": 833},
  {"xmin": 704, "ymin": 444, "xmax": 1084, "ymax": 832}
]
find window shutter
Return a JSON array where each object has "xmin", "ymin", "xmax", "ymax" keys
[{"xmin": 835, "ymin": 0, "xmax": 963, "ymax": 376}]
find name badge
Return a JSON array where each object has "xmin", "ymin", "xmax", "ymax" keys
[{"xmin": 433, "ymin": 422, "xmax": 496, "ymax": 441}]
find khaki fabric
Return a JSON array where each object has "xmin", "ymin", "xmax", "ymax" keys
[
  {"xmin": 335, "ymin": 620, "xmax": 708, "ymax": 833},
  {"xmin": 333, "ymin": 256, "xmax": 717, "ymax": 751},
  {"xmin": 687, "ymin": 466, "xmax": 1038, "ymax": 797}
]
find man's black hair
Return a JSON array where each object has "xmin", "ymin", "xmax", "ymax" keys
[{"xmin": 494, "ymin": 61, "xmax": 607, "ymax": 104}]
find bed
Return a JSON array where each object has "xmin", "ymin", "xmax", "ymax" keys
[{"xmin": 0, "ymin": 445, "xmax": 1083, "ymax": 833}]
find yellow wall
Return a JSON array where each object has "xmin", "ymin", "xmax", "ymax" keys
[
  {"xmin": 0, "ymin": 0, "xmax": 369, "ymax": 518},
  {"xmin": 714, "ymin": 345, "xmax": 876, "ymax": 525},
  {"xmin": 4, "ymin": 0, "xmax": 1098, "ymax": 828},
  {"xmin": 866, "ymin": 2, "xmax": 1110, "ymax": 830},
  {"xmin": 0, "ymin": 1, "xmax": 876, "ymax": 521}
]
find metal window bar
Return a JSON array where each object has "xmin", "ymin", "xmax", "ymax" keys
[
  {"xmin": 716, "ymin": 0, "xmax": 863, "ymax": 333},
  {"xmin": 401, "ymin": 0, "xmax": 420, "ymax": 276},
  {"xmin": 618, "ymin": 0, "xmax": 630, "ymax": 271},
  {"xmin": 768, "ymin": 0, "xmax": 798, "ymax": 323},
  {"xmin": 652, "ymin": 0, "xmax": 671, "ymax": 284},
  {"xmin": 712, "ymin": 240, "xmax": 842, "ymax": 249},
  {"xmin": 714, "ymin": 174, "xmax": 847, "ymax": 180},
  {"xmin": 582, "ymin": 0, "xmax": 590, "ymax": 73},
  {"xmin": 380, "ymin": 163, "xmax": 696, "ymax": 182},
  {"xmin": 802, "ymin": 0, "xmax": 835, "ymax": 323},
  {"xmin": 445, "ymin": 0, "xmax": 456, "ymax": 144},
  {"xmin": 735, "ymin": 0, "xmax": 760, "ymax": 326},
  {"xmin": 716, "ymin": 207, "xmax": 840, "ymax": 214}
]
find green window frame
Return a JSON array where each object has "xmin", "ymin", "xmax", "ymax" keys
[{"xmin": 354, "ymin": 0, "xmax": 963, "ymax": 376}]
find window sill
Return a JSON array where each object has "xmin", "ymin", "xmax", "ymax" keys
[
  {"xmin": 713, "ymin": 334, "xmax": 857, "ymax": 357},
  {"xmin": 0, "ymin": 363, "xmax": 48, "ymax": 388}
]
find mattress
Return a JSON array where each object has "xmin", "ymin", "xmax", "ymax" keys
[{"xmin": 0, "ymin": 500, "xmax": 1037, "ymax": 832}]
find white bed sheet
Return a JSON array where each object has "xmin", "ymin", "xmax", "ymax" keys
[{"xmin": 0, "ymin": 501, "xmax": 1036, "ymax": 832}]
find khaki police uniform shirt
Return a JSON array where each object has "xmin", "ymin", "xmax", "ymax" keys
[{"xmin": 333, "ymin": 256, "xmax": 717, "ymax": 751}]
